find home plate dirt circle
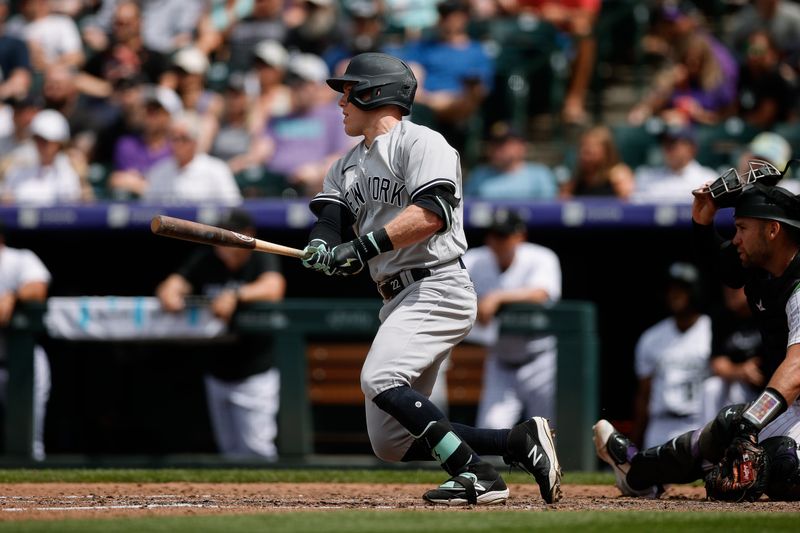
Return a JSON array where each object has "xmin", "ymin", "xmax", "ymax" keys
[{"xmin": 0, "ymin": 483, "xmax": 797, "ymax": 521}]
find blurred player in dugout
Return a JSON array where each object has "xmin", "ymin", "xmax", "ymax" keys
[
  {"xmin": 632, "ymin": 262, "xmax": 711, "ymax": 449},
  {"xmin": 0, "ymin": 221, "xmax": 51, "ymax": 460},
  {"xmin": 462, "ymin": 209, "xmax": 562, "ymax": 427},
  {"xmin": 156, "ymin": 209, "xmax": 286, "ymax": 460}
]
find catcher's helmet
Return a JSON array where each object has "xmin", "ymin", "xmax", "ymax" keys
[
  {"xmin": 735, "ymin": 183, "xmax": 800, "ymax": 229},
  {"xmin": 326, "ymin": 53, "xmax": 417, "ymax": 116}
]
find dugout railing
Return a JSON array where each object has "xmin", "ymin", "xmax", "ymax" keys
[{"xmin": 4, "ymin": 299, "xmax": 598, "ymax": 471}]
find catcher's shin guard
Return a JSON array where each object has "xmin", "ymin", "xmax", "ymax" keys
[
  {"xmin": 762, "ymin": 436, "xmax": 800, "ymax": 501},
  {"xmin": 627, "ymin": 430, "xmax": 705, "ymax": 490}
]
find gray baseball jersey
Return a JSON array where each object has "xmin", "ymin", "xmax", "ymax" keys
[
  {"xmin": 310, "ymin": 120, "xmax": 468, "ymax": 282},
  {"xmin": 310, "ymin": 119, "xmax": 477, "ymax": 461}
]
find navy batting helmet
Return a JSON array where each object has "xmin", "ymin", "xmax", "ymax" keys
[
  {"xmin": 735, "ymin": 183, "xmax": 800, "ymax": 230},
  {"xmin": 326, "ymin": 53, "xmax": 417, "ymax": 116}
]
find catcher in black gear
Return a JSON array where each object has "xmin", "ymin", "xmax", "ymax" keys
[{"xmin": 594, "ymin": 161, "xmax": 800, "ymax": 502}]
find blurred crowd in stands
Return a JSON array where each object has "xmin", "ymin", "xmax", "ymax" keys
[{"xmin": 0, "ymin": 0, "xmax": 798, "ymax": 206}]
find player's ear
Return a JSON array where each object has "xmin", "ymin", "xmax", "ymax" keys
[{"xmin": 769, "ymin": 221, "xmax": 780, "ymax": 239}]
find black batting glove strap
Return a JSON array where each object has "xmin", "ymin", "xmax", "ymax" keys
[
  {"xmin": 353, "ymin": 228, "xmax": 393, "ymax": 260},
  {"xmin": 326, "ymin": 229, "xmax": 393, "ymax": 276},
  {"xmin": 330, "ymin": 241, "xmax": 366, "ymax": 276},
  {"xmin": 742, "ymin": 387, "xmax": 789, "ymax": 435}
]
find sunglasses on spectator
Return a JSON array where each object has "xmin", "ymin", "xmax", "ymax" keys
[{"xmin": 169, "ymin": 134, "xmax": 194, "ymax": 143}]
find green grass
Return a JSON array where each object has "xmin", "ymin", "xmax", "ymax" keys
[
  {"xmin": 0, "ymin": 468, "xmax": 613, "ymax": 485},
  {"xmin": 1, "ymin": 511, "xmax": 798, "ymax": 533}
]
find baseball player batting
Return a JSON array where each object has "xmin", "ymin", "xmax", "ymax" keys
[
  {"xmin": 595, "ymin": 168, "xmax": 800, "ymax": 502},
  {"xmin": 301, "ymin": 52, "xmax": 562, "ymax": 505}
]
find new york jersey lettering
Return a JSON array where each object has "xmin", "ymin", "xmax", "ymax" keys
[{"xmin": 344, "ymin": 175, "xmax": 406, "ymax": 216}]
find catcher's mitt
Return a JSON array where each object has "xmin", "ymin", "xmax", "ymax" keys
[{"xmin": 705, "ymin": 436, "xmax": 770, "ymax": 502}]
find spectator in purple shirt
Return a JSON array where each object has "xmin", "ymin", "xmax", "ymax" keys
[
  {"xmin": 108, "ymin": 85, "xmax": 182, "ymax": 199},
  {"xmin": 631, "ymin": 2, "xmax": 738, "ymax": 126},
  {"xmin": 262, "ymin": 53, "xmax": 355, "ymax": 196},
  {"xmin": 629, "ymin": 33, "xmax": 738, "ymax": 126}
]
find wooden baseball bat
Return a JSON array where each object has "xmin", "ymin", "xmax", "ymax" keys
[{"xmin": 151, "ymin": 215, "xmax": 309, "ymax": 259}]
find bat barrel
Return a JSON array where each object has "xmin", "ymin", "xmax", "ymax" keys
[{"xmin": 150, "ymin": 215, "xmax": 256, "ymax": 249}]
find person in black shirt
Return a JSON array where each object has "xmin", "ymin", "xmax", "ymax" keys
[
  {"xmin": 702, "ymin": 284, "xmax": 765, "ymax": 422},
  {"xmin": 594, "ymin": 178, "xmax": 800, "ymax": 501},
  {"xmin": 156, "ymin": 209, "xmax": 286, "ymax": 460},
  {"xmin": 736, "ymin": 30, "xmax": 797, "ymax": 129}
]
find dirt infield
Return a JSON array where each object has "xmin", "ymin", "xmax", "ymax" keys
[{"xmin": 1, "ymin": 483, "xmax": 798, "ymax": 521}]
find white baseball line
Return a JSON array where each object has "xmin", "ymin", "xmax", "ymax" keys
[{"xmin": 3, "ymin": 503, "xmax": 218, "ymax": 512}]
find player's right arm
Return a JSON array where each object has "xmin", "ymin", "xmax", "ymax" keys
[
  {"xmin": 383, "ymin": 204, "xmax": 443, "ymax": 249},
  {"xmin": 691, "ymin": 184, "xmax": 747, "ymax": 288}
]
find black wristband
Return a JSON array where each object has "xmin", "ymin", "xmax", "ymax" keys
[
  {"xmin": 354, "ymin": 228, "xmax": 394, "ymax": 260},
  {"xmin": 742, "ymin": 387, "xmax": 789, "ymax": 432}
]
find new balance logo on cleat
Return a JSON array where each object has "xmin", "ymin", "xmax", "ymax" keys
[
  {"xmin": 528, "ymin": 445, "xmax": 543, "ymax": 467},
  {"xmin": 505, "ymin": 417, "xmax": 563, "ymax": 503}
]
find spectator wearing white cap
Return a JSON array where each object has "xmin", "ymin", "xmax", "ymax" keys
[
  {"xmin": 108, "ymin": 85, "xmax": 182, "ymax": 199},
  {"xmin": 248, "ymin": 40, "xmax": 292, "ymax": 135},
  {"xmin": 262, "ymin": 53, "xmax": 356, "ymax": 195},
  {"xmin": 1, "ymin": 109, "xmax": 87, "ymax": 205},
  {"xmin": 143, "ymin": 113, "xmax": 243, "ymax": 205},
  {"xmin": 165, "ymin": 46, "xmax": 224, "ymax": 154},
  {"xmin": 737, "ymin": 131, "xmax": 797, "ymax": 193}
]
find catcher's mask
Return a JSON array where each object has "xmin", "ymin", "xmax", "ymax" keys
[
  {"xmin": 707, "ymin": 159, "xmax": 784, "ymax": 208},
  {"xmin": 326, "ymin": 53, "xmax": 417, "ymax": 116}
]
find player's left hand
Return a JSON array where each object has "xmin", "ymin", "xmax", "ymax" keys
[
  {"xmin": 330, "ymin": 240, "xmax": 367, "ymax": 276},
  {"xmin": 302, "ymin": 239, "xmax": 333, "ymax": 275},
  {"xmin": 704, "ymin": 435, "xmax": 769, "ymax": 501}
]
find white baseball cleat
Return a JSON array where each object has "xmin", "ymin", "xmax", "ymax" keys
[
  {"xmin": 593, "ymin": 419, "xmax": 662, "ymax": 498},
  {"xmin": 423, "ymin": 461, "xmax": 509, "ymax": 506}
]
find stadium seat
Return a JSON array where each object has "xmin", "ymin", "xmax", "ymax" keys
[
  {"xmin": 235, "ymin": 166, "xmax": 288, "ymax": 198},
  {"xmin": 773, "ymin": 122, "xmax": 800, "ymax": 157},
  {"xmin": 611, "ymin": 123, "xmax": 660, "ymax": 169},
  {"xmin": 591, "ymin": 0, "xmax": 650, "ymax": 120},
  {"xmin": 693, "ymin": 119, "xmax": 760, "ymax": 170},
  {"xmin": 86, "ymin": 163, "xmax": 111, "ymax": 200}
]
